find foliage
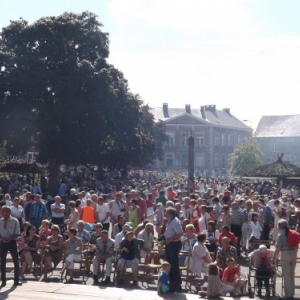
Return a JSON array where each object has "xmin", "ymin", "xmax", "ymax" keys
[
  {"xmin": 228, "ymin": 136, "xmax": 262, "ymax": 176},
  {"xmin": 0, "ymin": 12, "xmax": 165, "ymax": 190}
]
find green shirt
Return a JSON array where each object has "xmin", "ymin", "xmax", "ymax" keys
[{"xmin": 156, "ymin": 196, "xmax": 167, "ymax": 206}]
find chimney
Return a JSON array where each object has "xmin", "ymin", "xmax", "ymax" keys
[
  {"xmin": 200, "ymin": 106, "xmax": 206, "ymax": 119},
  {"xmin": 223, "ymin": 108, "xmax": 231, "ymax": 114},
  {"xmin": 185, "ymin": 104, "xmax": 191, "ymax": 114},
  {"xmin": 163, "ymin": 103, "xmax": 169, "ymax": 117},
  {"xmin": 205, "ymin": 105, "xmax": 216, "ymax": 112}
]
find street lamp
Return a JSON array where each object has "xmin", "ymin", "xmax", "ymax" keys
[{"xmin": 243, "ymin": 119, "xmax": 252, "ymax": 128}]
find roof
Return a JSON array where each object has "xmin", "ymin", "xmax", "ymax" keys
[
  {"xmin": 150, "ymin": 106, "xmax": 248, "ymax": 129},
  {"xmin": 0, "ymin": 163, "xmax": 44, "ymax": 174},
  {"xmin": 255, "ymin": 115, "xmax": 300, "ymax": 137},
  {"xmin": 244, "ymin": 158, "xmax": 300, "ymax": 177}
]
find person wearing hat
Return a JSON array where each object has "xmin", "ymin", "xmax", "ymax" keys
[
  {"xmin": 114, "ymin": 223, "xmax": 133, "ymax": 247},
  {"xmin": 274, "ymin": 219, "xmax": 298, "ymax": 300},
  {"xmin": 249, "ymin": 244, "xmax": 274, "ymax": 298}
]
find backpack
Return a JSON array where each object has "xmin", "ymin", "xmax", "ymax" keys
[{"xmin": 287, "ymin": 229, "xmax": 300, "ymax": 248}]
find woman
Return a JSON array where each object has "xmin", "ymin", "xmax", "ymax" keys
[
  {"xmin": 217, "ymin": 205, "xmax": 231, "ymax": 231},
  {"xmin": 90, "ymin": 223, "xmax": 103, "ymax": 245},
  {"xmin": 198, "ymin": 205, "xmax": 211, "ymax": 233},
  {"xmin": 203, "ymin": 221, "xmax": 220, "ymax": 252},
  {"xmin": 43, "ymin": 225, "xmax": 63, "ymax": 280},
  {"xmin": 272, "ymin": 200, "xmax": 282, "ymax": 243},
  {"xmin": 66, "ymin": 201, "xmax": 79, "ymax": 229},
  {"xmin": 128, "ymin": 199, "xmax": 141, "ymax": 230},
  {"xmin": 180, "ymin": 224, "xmax": 197, "ymax": 267},
  {"xmin": 250, "ymin": 212, "xmax": 262, "ymax": 250},
  {"xmin": 19, "ymin": 225, "xmax": 41, "ymax": 279},
  {"xmin": 75, "ymin": 199, "xmax": 82, "ymax": 216},
  {"xmin": 145, "ymin": 194, "xmax": 155, "ymax": 222},
  {"xmin": 60, "ymin": 227, "xmax": 83, "ymax": 283},
  {"xmin": 39, "ymin": 219, "xmax": 51, "ymax": 245},
  {"xmin": 21, "ymin": 221, "xmax": 31, "ymax": 236},
  {"xmin": 4, "ymin": 193, "xmax": 12, "ymax": 207},
  {"xmin": 192, "ymin": 233, "xmax": 212, "ymax": 277},
  {"xmin": 11, "ymin": 198, "xmax": 24, "ymax": 229},
  {"xmin": 241, "ymin": 200, "xmax": 253, "ymax": 254}
]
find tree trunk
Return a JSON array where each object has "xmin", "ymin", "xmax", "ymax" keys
[{"xmin": 48, "ymin": 158, "xmax": 58, "ymax": 196}]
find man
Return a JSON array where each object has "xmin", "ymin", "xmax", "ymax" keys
[
  {"xmin": 23, "ymin": 192, "xmax": 33, "ymax": 221},
  {"xmin": 155, "ymin": 190, "xmax": 167, "ymax": 207},
  {"xmin": 175, "ymin": 203, "xmax": 184, "ymax": 223},
  {"xmin": 166, "ymin": 186, "xmax": 176, "ymax": 201},
  {"xmin": 0, "ymin": 206, "xmax": 22, "ymax": 287},
  {"xmin": 112, "ymin": 215, "xmax": 125, "ymax": 239},
  {"xmin": 219, "ymin": 226, "xmax": 237, "ymax": 247},
  {"xmin": 137, "ymin": 223, "xmax": 159, "ymax": 265},
  {"xmin": 216, "ymin": 237, "xmax": 237, "ymax": 270},
  {"xmin": 78, "ymin": 192, "xmax": 86, "ymax": 208},
  {"xmin": 135, "ymin": 190, "xmax": 147, "ymax": 221},
  {"xmin": 115, "ymin": 223, "xmax": 133, "ymax": 247},
  {"xmin": 92, "ymin": 230, "xmax": 115, "ymax": 285},
  {"xmin": 80, "ymin": 199, "xmax": 95, "ymax": 224},
  {"xmin": 230, "ymin": 201, "xmax": 243, "ymax": 256},
  {"xmin": 164, "ymin": 207, "xmax": 183, "ymax": 291},
  {"xmin": 181, "ymin": 197, "xmax": 191, "ymax": 221},
  {"xmin": 110, "ymin": 192, "xmax": 127, "ymax": 226},
  {"xmin": 213, "ymin": 197, "xmax": 223, "ymax": 223},
  {"xmin": 76, "ymin": 220, "xmax": 91, "ymax": 244},
  {"xmin": 29, "ymin": 194, "xmax": 48, "ymax": 230},
  {"xmin": 51, "ymin": 196, "xmax": 65, "ymax": 225},
  {"xmin": 96, "ymin": 196, "xmax": 110, "ymax": 231}
]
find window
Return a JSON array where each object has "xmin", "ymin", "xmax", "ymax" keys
[
  {"xmin": 165, "ymin": 153, "xmax": 174, "ymax": 168},
  {"xmin": 237, "ymin": 135, "xmax": 242, "ymax": 145},
  {"xmin": 228, "ymin": 134, "xmax": 232, "ymax": 147},
  {"xmin": 221, "ymin": 134, "xmax": 226, "ymax": 146},
  {"xmin": 196, "ymin": 153, "xmax": 205, "ymax": 167},
  {"xmin": 196, "ymin": 132, "xmax": 204, "ymax": 146},
  {"xmin": 214, "ymin": 133, "xmax": 220, "ymax": 146},
  {"xmin": 272, "ymin": 143, "xmax": 277, "ymax": 152},
  {"xmin": 221, "ymin": 154, "xmax": 226, "ymax": 168},
  {"xmin": 166, "ymin": 132, "xmax": 175, "ymax": 145},
  {"xmin": 214, "ymin": 154, "xmax": 219, "ymax": 167},
  {"xmin": 180, "ymin": 132, "xmax": 188, "ymax": 146}
]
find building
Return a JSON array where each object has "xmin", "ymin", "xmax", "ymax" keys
[
  {"xmin": 255, "ymin": 115, "xmax": 300, "ymax": 167},
  {"xmin": 150, "ymin": 104, "xmax": 249, "ymax": 171}
]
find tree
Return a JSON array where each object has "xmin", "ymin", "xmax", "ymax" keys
[
  {"xmin": 228, "ymin": 136, "xmax": 262, "ymax": 176},
  {"xmin": 0, "ymin": 12, "xmax": 165, "ymax": 194}
]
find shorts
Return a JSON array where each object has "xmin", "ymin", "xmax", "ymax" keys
[{"xmin": 117, "ymin": 257, "xmax": 139, "ymax": 267}]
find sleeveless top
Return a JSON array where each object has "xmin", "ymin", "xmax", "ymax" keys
[
  {"xmin": 49, "ymin": 236, "xmax": 61, "ymax": 252},
  {"xmin": 69, "ymin": 209, "xmax": 79, "ymax": 228},
  {"xmin": 68, "ymin": 237, "xmax": 79, "ymax": 250},
  {"xmin": 81, "ymin": 206, "xmax": 95, "ymax": 224},
  {"xmin": 128, "ymin": 207, "xmax": 139, "ymax": 229}
]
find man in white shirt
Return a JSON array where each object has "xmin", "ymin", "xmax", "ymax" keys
[
  {"xmin": 51, "ymin": 196, "xmax": 65, "ymax": 225},
  {"xmin": 114, "ymin": 223, "xmax": 132, "ymax": 247},
  {"xmin": 96, "ymin": 196, "xmax": 110, "ymax": 231}
]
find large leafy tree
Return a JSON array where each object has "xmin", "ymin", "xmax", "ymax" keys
[
  {"xmin": 228, "ymin": 136, "xmax": 262, "ymax": 176},
  {"xmin": 0, "ymin": 12, "xmax": 164, "ymax": 193}
]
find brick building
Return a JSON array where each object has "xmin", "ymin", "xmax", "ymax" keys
[
  {"xmin": 150, "ymin": 104, "xmax": 249, "ymax": 171},
  {"xmin": 255, "ymin": 115, "xmax": 300, "ymax": 167}
]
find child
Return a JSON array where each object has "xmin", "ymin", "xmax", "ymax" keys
[
  {"xmin": 199, "ymin": 263, "xmax": 222, "ymax": 299},
  {"xmin": 157, "ymin": 261, "xmax": 179, "ymax": 295}
]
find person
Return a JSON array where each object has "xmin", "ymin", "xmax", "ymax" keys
[
  {"xmin": 114, "ymin": 223, "xmax": 133, "ymax": 248},
  {"xmin": 117, "ymin": 231, "xmax": 145, "ymax": 286},
  {"xmin": 198, "ymin": 263, "xmax": 223, "ymax": 299},
  {"xmin": 92, "ymin": 230, "xmax": 115, "ymax": 285},
  {"xmin": 51, "ymin": 196, "xmax": 65, "ymax": 225},
  {"xmin": 230, "ymin": 201, "xmax": 243, "ymax": 256},
  {"xmin": 272, "ymin": 200, "xmax": 282, "ymax": 243},
  {"xmin": 10, "ymin": 197, "xmax": 24, "ymax": 230},
  {"xmin": 76, "ymin": 220, "xmax": 91, "ymax": 244},
  {"xmin": 137, "ymin": 222, "xmax": 159, "ymax": 266},
  {"xmin": 250, "ymin": 212, "xmax": 262, "ymax": 250},
  {"xmin": 203, "ymin": 221, "xmax": 220, "ymax": 253},
  {"xmin": 29, "ymin": 194, "xmax": 48, "ymax": 230},
  {"xmin": 60, "ymin": 227, "xmax": 83, "ymax": 283},
  {"xmin": 110, "ymin": 192, "xmax": 127, "ymax": 226},
  {"xmin": 213, "ymin": 197, "xmax": 223, "ymax": 223},
  {"xmin": 222, "ymin": 257, "xmax": 245, "ymax": 296},
  {"xmin": 218, "ymin": 226, "xmax": 237, "ymax": 248},
  {"xmin": 241, "ymin": 200, "xmax": 253, "ymax": 254},
  {"xmin": 128, "ymin": 199, "xmax": 141, "ymax": 230},
  {"xmin": 192, "ymin": 233, "xmax": 212, "ymax": 277},
  {"xmin": 135, "ymin": 191, "xmax": 147, "ymax": 221},
  {"xmin": 156, "ymin": 190, "xmax": 167, "ymax": 207},
  {"xmin": 43, "ymin": 225, "xmax": 63, "ymax": 280},
  {"xmin": 0, "ymin": 206, "xmax": 22, "ymax": 287},
  {"xmin": 273, "ymin": 219, "xmax": 298, "ymax": 300},
  {"xmin": 96, "ymin": 196, "xmax": 110, "ymax": 231},
  {"xmin": 65, "ymin": 200, "xmax": 79, "ymax": 229},
  {"xmin": 249, "ymin": 244, "xmax": 274, "ymax": 298},
  {"xmin": 164, "ymin": 207, "xmax": 183, "ymax": 291},
  {"xmin": 112, "ymin": 215, "xmax": 124, "ymax": 239},
  {"xmin": 80, "ymin": 199, "xmax": 95, "ymax": 224},
  {"xmin": 38, "ymin": 219, "xmax": 51, "ymax": 247},
  {"xmin": 153, "ymin": 202, "xmax": 164, "ymax": 232},
  {"xmin": 157, "ymin": 261, "xmax": 180, "ymax": 295},
  {"xmin": 181, "ymin": 197, "xmax": 191, "ymax": 222},
  {"xmin": 4, "ymin": 194, "xmax": 12, "ymax": 207},
  {"xmin": 90, "ymin": 223, "xmax": 103, "ymax": 245},
  {"xmin": 19, "ymin": 225, "xmax": 41, "ymax": 279},
  {"xmin": 21, "ymin": 221, "xmax": 31, "ymax": 236},
  {"xmin": 216, "ymin": 237, "xmax": 237, "ymax": 270},
  {"xmin": 217, "ymin": 205, "xmax": 231, "ymax": 231},
  {"xmin": 180, "ymin": 224, "xmax": 197, "ymax": 267}
]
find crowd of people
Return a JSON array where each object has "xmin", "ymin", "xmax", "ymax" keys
[{"xmin": 0, "ymin": 176, "xmax": 299, "ymax": 299}]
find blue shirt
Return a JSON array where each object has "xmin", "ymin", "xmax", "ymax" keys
[
  {"xmin": 158, "ymin": 271, "xmax": 169, "ymax": 293},
  {"xmin": 164, "ymin": 217, "xmax": 183, "ymax": 241},
  {"xmin": 30, "ymin": 202, "xmax": 48, "ymax": 219}
]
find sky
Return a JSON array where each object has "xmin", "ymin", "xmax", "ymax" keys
[{"xmin": 1, "ymin": 0, "xmax": 300, "ymax": 130}]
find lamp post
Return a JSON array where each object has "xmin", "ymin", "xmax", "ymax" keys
[{"xmin": 243, "ymin": 119, "xmax": 252, "ymax": 128}]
